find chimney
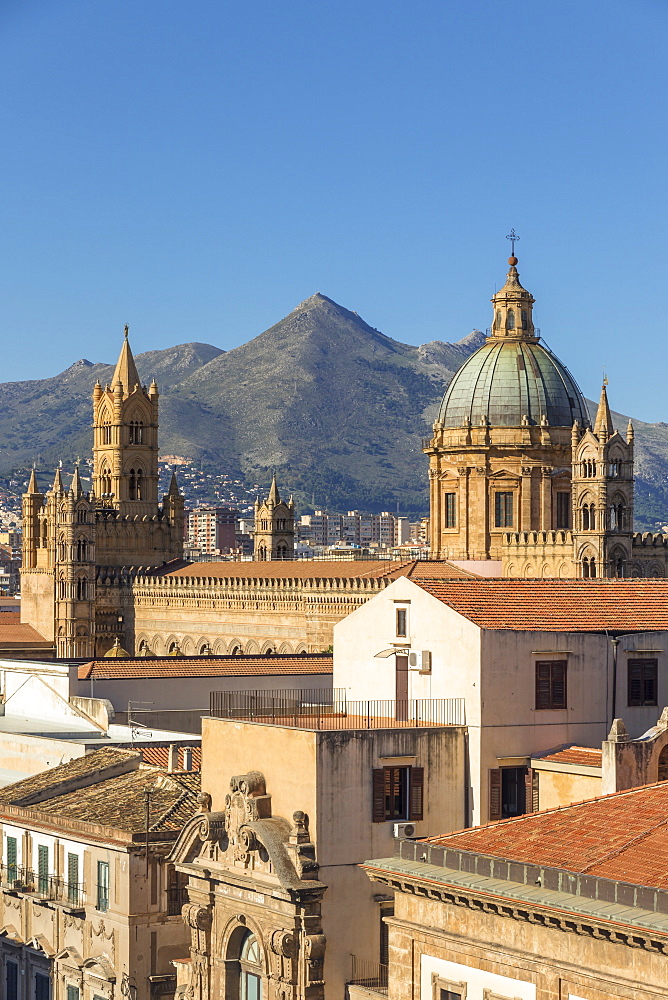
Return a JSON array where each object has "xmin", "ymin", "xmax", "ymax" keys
[
  {"xmin": 167, "ymin": 745, "xmax": 178, "ymax": 773},
  {"xmin": 182, "ymin": 747, "xmax": 193, "ymax": 772}
]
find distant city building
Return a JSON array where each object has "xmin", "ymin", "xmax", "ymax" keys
[
  {"xmin": 187, "ymin": 506, "xmax": 238, "ymax": 554},
  {"xmin": 299, "ymin": 510, "xmax": 409, "ymax": 549}
]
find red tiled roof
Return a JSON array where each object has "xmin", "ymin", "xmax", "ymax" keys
[
  {"xmin": 78, "ymin": 653, "xmax": 333, "ymax": 680},
  {"xmin": 413, "ymin": 578, "xmax": 668, "ymax": 631},
  {"xmin": 533, "ymin": 745, "xmax": 603, "ymax": 768},
  {"xmin": 402, "ymin": 561, "xmax": 480, "ymax": 580},
  {"xmin": 166, "ymin": 560, "xmax": 408, "ymax": 580},
  {"xmin": 425, "ymin": 782, "xmax": 668, "ymax": 888},
  {"xmin": 0, "ymin": 617, "xmax": 52, "ymax": 647},
  {"xmin": 137, "ymin": 746, "xmax": 202, "ymax": 771}
]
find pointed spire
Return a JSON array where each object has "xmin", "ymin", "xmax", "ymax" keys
[
  {"xmin": 111, "ymin": 324, "xmax": 141, "ymax": 394},
  {"xmin": 70, "ymin": 465, "xmax": 82, "ymax": 497},
  {"xmin": 268, "ymin": 472, "xmax": 280, "ymax": 505},
  {"xmin": 168, "ymin": 469, "xmax": 180, "ymax": 496},
  {"xmin": 627, "ymin": 418, "xmax": 634, "ymax": 443},
  {"xmin": 594, "ymin": 380, "xmax": 614, "ymax": 438},
  {"xmin": 52, "ymin": 468, "xmax": 64, "ymax": 492},
  {"xmin": 27, "ymin": 468, "xmax": 39, "ymax": 494}
]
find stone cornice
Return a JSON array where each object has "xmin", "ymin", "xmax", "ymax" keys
[{"xmin": 362, "ymin": 865, "xmax": 668, "ymax": 955}]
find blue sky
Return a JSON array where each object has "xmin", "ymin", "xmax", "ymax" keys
[{"xmin": 1, "ymin": 0, "xmax": 667, "ymax": 420}]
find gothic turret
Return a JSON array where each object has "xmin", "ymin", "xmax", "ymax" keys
[{"xmin": 254, "ymin": 475, "xmax": 295, "ymax": 560}]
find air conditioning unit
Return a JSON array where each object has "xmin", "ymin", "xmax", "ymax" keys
[
  {"xmin": 393, "ymin": 822, "xmax": 417, "ymax": 839},
  {"xmin": 409, "ymin": 651, "xmax": 432, "ymax": 673}
]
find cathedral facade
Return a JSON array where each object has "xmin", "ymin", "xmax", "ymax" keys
[{"xmin": 424, "ymin": 253, "xmax": 668, "ymax": 578}]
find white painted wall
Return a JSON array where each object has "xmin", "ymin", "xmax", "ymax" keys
[{"xmin": 421, "ymin": 953, "xmax": 536, "ymax": 1000}]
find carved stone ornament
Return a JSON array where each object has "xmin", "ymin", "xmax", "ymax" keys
[
  {"xmin": 183, "ymin": 904, "xmax": 212, "ymax": 931},
  {"xmin": 198, "ymin": 811, "xmax": 226, "ymax": 843},
  {"xmin": 521, "ymin": 466, "xmax": 533, "ymax": 476},
  {"xmin": 224, "ymin": 771, "xmax": 272, "ymax": 846},
  {"xmin": 271, "ymin": 929, "xmax": 296, "ymax": 958},
  {"xmin": 305, "ymin": 934, "xmax": 326, "ymax": 962}
]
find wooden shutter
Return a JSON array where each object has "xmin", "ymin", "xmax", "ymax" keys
[
  {"xmin": 372, "ymin": 768, "xmax": 386, "ymax": 822},
  {"xmin": 535, "ymin": 662, "xmax": 551, "ymax": 709},
  {"xmin": 35, "ymin": 974, "xmax": 50, "ymax": 1000},
  {"xmin": 489, "ymin": 769, "xmax": 502, "ymax": 821},
  {"xmin": 628, "ymin": 660, "xmax": 642, "ymax": 706},
  {"xmin": 524, "ymin": 768, "xmax": 539, "ymax": 813},
  {"xmin": 409, "ymin": 767, "xmax": 424, "ymax": 821},
  {"xmin": 6, "ymin": 961, "xmax": 18, "ymax": 1000},
  {"xmin": 6, "ymin": 836, "xmax": 17, "ymax": 880},
  {"xmin": 644, "ymin": 660, "xmax": 658, "ymax": 705},
  {"xmin": 552, "ymin": 661, "xmax": 567, "ymax": 709}
]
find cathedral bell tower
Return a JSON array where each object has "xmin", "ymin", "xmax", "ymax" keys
[
  {"xmin": 254, "ymin": 475, "xmax": 295, "ymax": 560},
  {"xmin": 571, "ymin": 381, "xmax": 634, "ymax": 577},
  {"xmin": 92, "ymin": 326, "xmax": 160, "ymax": 517}
]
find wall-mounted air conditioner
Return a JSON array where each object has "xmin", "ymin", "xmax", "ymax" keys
[
  {"xmin": 408, "ymin": 651, "xmax": 432, "ymax": 673},
  {"xmin": 393, "ymin": 822, "xmax": 417, "ymax": 839}
]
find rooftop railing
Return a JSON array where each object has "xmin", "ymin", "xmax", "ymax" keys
[
  {"xmin": 209, "ymin": 690, "xmax": 465, "ymax": 729},
  {"xmin": 0, "ymin": 865, "xmax": 86, "ymax": 908},
  {"xmin": 349, "ymin": 956, "xmax": 388, "ymax": 995}
]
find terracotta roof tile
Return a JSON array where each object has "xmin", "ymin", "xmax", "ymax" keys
[
  {"xmin": 533, "ymin": 744, "xmax": 603, "ymax": 768},
  {"xmin": 78, "ymin": 653, "xmax": 332, "ymax": 680},
  {"xmin": 165, "ymin": 560, "xmax": 407, "ymax": 581},
  {"xmin": 425, "ymin": 782, "xmax": 668, "ymax": 888},
  {"xmin": 0, "ymin": 617, "xmax": 51, "ymax": 646},
  {"xmin": 399, "ymin": 560, "xmax": 480, "ymax": 580},
  {"xmin": 413, "ymin": 578, "xmax": 668, "ymax": 630},
  {"xmin": 0, "ymin": 747, "xmax": 140, "ymax": 805}
]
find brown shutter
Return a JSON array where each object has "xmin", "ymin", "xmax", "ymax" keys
[
  {"xmin": 372, "ymin": 768, "xmax": 386, "ymax": 822},
  {"xmin": 489, "ymin": 769, "xmax": 502, "ymax": 821},
  {"xmin": 552, "ymin": 661, "xmax": 567, "ymax": 709},
  {"xmin": 524, "ymin": 768, "xmax": 539, "ymax": 813},
  {"xmin": 409, "ymin": 767, "xmax": 424, "ymax": 821},
  {"xmin": 628, "ymin": 660, "xmax": 642, "ymax": 706},
  {"xmin": 535, "ymin": 662, "xmax": 551, "ymax": 709}
]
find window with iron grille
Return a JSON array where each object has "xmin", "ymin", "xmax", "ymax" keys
[
  {"xmin": 535, "ymin": 661, "xmax": 567, "ymax": 710},
  {"xmin": 628, "ymin": 659, "xmax": 658, "ymax": 707},
  {"xmin": 444, "ymin": 492, "xmax": 457, "ymax": 528},
  {"xmin": 372, "ymin": 766, "xmax": 423, "ymax": 822},
  {"xmin": 494, "ymin": 491, "xmax": 514, "ymax": 528}
]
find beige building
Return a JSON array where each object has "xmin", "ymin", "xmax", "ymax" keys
[
  {"xmin": 170, "ymin": 711, "xmax": 466, "ymax": 1000},
  {"xmin": 0, "ymin": 747, "xmax": 199, "ymax": 1000},
  {"xmin": 424, "ymin": 251, "xmax": 667, "ymax": 579},
  {"xmin": 333, "ymin": 575, "xmax": 668, "ymax": 824},
  {"xmin": 254, "ymin": 476, "xmax": 295, "ymax": 560},
  {"xmin": 363, "ymin": 779, "xmax": 668, "ymax": 999}
]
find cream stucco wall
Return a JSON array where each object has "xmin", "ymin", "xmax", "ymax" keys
[{"xmin": 531, "ymin": 766, "xmax": 601, "ymax": 811}]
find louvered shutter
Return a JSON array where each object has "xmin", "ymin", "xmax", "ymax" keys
[
  {"xmin": 38, "ymin": 844, "xmax": 49, "ymax": 893},
  {"xmin": 644, "ymin": 660, "xmax": 658, "ymax": 705},
  {"xmin": 552, "ymin": 661, "xmax": 567, "ymax": 709},
  {"xmin": 372, "ymin": 768, "xmax": 386, "ymax": 822},
  {"xmin": 409, "ymin": 767, "xmax": 424, "ymax": 821},
  {"xmin": 6, "ymin": 962, "xmax": 18, "ymax": 1000},
  {"xmin": 489, "ymin": 769, "xmax": 502, "ymax": 821},
  {"xmin": 535, "ymin": 662, "xmax": 552, "ymax": 709},
  {"xmin": 628, "ymin": 661, "xmax": 642, "ymax": 706},
  {"xmin": 6, "ymin": 836, "xmax": 17, "ymax": 881},
  {"xmin": 524, "ymin": 768, "xmax": 539, "ymax": 813},
  {"xmin": 35, "ymin": 974, "xmax": 50, "ymax": 1000}
]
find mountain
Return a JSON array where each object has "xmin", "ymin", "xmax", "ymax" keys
[{"xmin": 0, "ymin": 295, "xmax": 667, "ymax": 522}]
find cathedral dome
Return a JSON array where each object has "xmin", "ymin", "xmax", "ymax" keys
[
  {"xmin": 438, "ymin": 338, "xmax": 589, "ymax": 428},
  {"xmin": 438, "ymin": 255, "xmax": 589, "ymax": 429}
]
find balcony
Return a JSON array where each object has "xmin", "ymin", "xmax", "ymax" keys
[
  {"xmin": 0, "ymin": 864, "xmax": 86, "ymax": 910},
  {"xmin": 167, "ymin": 885, "xmax": 189, "ymax": 916},
  {"xmin": 347, "ymin": 956, "xmax": 388, "ymax": 997},
  {"xmin": 209, "ymin": 690, "xmax": 465, "ymax": 730}
]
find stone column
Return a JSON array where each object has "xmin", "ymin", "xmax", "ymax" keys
[{"xmin": 540, "ymin": 467, "xmax": 552, "ymax": 531}]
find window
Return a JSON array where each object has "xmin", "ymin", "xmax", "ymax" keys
[
  {"xmin": 395, "ymin": 607, "xmax": 407, "ymax": 637},
  {"xmin": 555, "ymin": 492, "xmax": 570, "ymax": 529},
  {"xmin": 535, "ymin": 660, "xmax": 567, "ymax": 710},
  {"xmin": 494, "ymin": 491, "xmax": 514, "ymax": 528},
  {"xmin": 431, "ymin": 975, "xmax": 467, "ymax": 1000},
  {"xmin": 97, "ymin": 860, "xmax": 110, "ymax": 911},
  {"xmin": 38, "ymin": 844, "xmax": 49, "ymax": 894},
  {"xmin": 444, "ymin": 492, "xmax": 456, "ymax": 528},
  {"xmin": 66, "ymin": 987, "xmax": 80, "ymax": 1000},
  {"xmin": 628, "ymin": 659, "xmax": 658, "ymax": 707},
  {"xmin": 6, "ymin": 835, "xmax": 17, "ymax": 883},
  {"xmin": 35, "ymin": 973, "xmax": 50, "ymax": 1000},
  {"xmin": 506, "ymin": 309, "xmax": 515, "ymax": 330},
  {"xmin": 6, "ymin": 961, "xmax": 18, "ymax": 1000},
  {"xmin": 372, "ymin": 766, "xmax": 423, "ymax": 822},
  {"xmin": 67, "ymin": 852, "xmax": 80, "ymax": 905},
  {"xmin": 240, "ymin": 931, "xmax": 262, "ymax": 1000}
]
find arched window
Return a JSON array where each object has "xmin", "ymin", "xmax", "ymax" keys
[
  {"xmin": 77, "ymin": 577, "xmax": 87, "ymax": 600},
  {"xmin": 58, "ymin": 575, "xmax": 67, "ymax": 599},
  {"xmin": 239, "ymin": 932, "xmax": 262, "ymax": 1000},
  {"xmin": 276, "ymin": 543, "xmax": 288, "ymax": 560},
  {"xmin": 129, "ymin": 420, "xmax": 144, "ymax": 445},
  {"xmin": 257, "ymin": 545, "xmax": 267, "ymax": 561},
  {"xmin": 58, "ymin": 535, "xmax": 66, "ymax": 561},
  {"xmin": 77, "ymin": 508, "xmax": 87, "ymax": 523},
  {"xmin": 506, "ymin": 309, "xmax": 515, "ymax": 330},
  {"xmin": 495, "ymin": 310, "xmax": 501, "ymax": 329},
  {"xmin": 521, "ymin": 309, "xmax": 528, "ymax": 330},
  {"xmin": 129, "ymin": 469, "xmax": 136, "ymax": 500},
  {"xmin": 100, "ymin": 467, "xmax": 112, "ymax": 496},
  {"xmin": 102, "ymin": 415, "xmax": 112, "ymax": 445},
  {"xmin": 136, "ymin": 468, "xmax": 143, "ymax": 500}
]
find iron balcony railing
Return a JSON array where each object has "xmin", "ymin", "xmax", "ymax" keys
[
  {"xmin": 349, "ymin": 956, "xmax": 388, "ymax": 995},
  {"xmin": 209, "ymin": 690, "xmax": 465, "ymax": 729},
  {"xmin": 0, "ymin": 864, "xmax": 86, "ymax": 907}
]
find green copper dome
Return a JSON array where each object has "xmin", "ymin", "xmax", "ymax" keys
[{"xmin": 438, "ymin": 338, "xmax": 590, "ymax": 428}]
